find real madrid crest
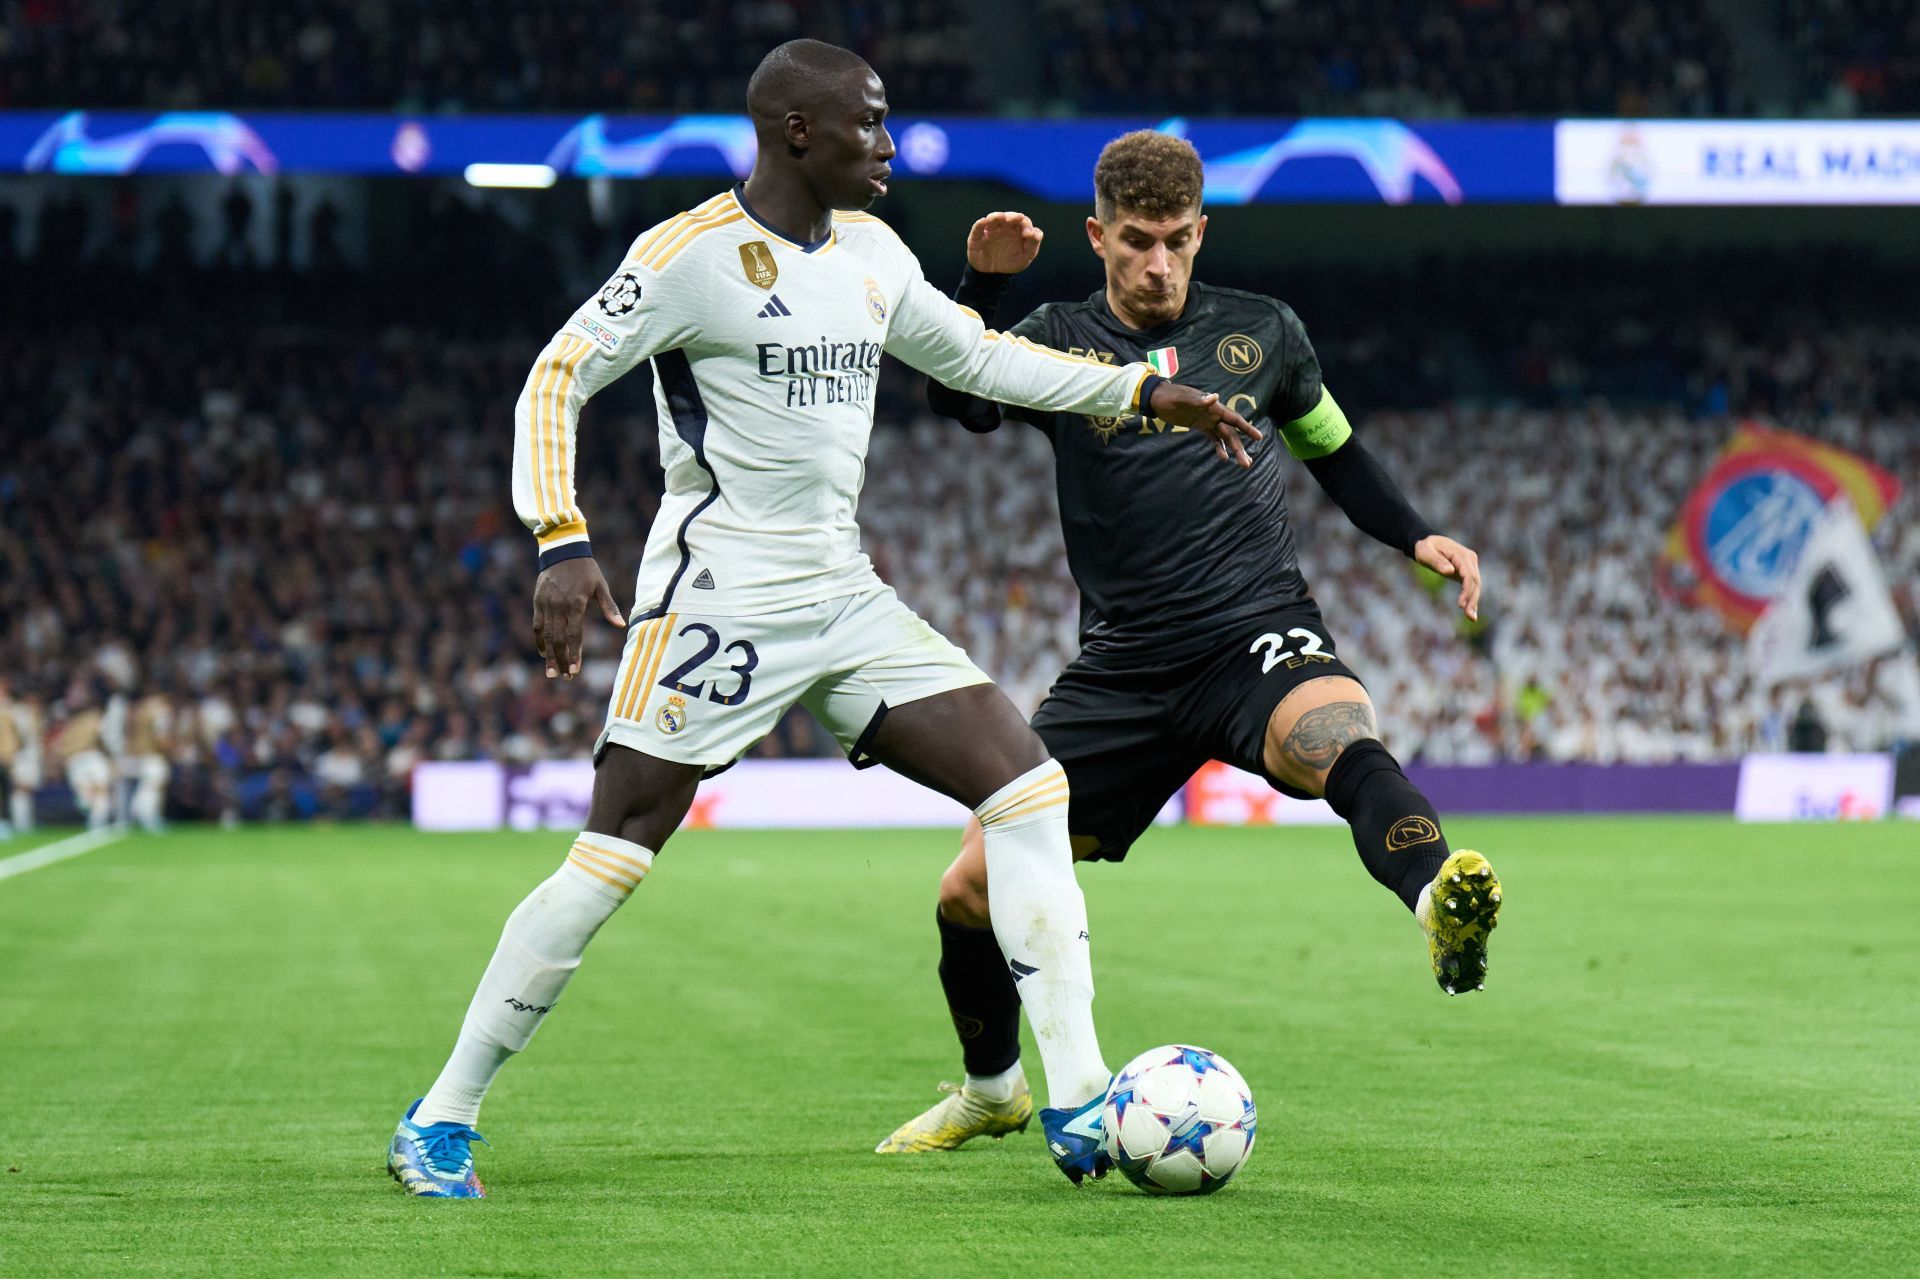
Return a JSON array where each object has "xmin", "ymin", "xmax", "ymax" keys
[
  {"xmin": 864, "ymin": 277, "xmax": 888, "ymax": 324},
  {"xmin": 739, "ymin": 241, "xmax": 778, "ymax": 290},
  {"xmin": 656, "ymin": 694, "xmax": 688, "ymax": 735}
]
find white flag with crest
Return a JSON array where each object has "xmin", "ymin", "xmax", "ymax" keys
[{"xmin": 1748, "ymin": 497, "xmax": 1906, "ymax": 684}]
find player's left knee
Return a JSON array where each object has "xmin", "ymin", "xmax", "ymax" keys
[
  {"xmin": 938, "ymin": 860, "xmax": 992, "ymax": 929},
  {"xmin": 1260, "ymin": 680, "xmax": 1376, "ymax": 796}
]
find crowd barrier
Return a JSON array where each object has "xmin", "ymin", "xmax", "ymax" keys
[{"xmin": 412, "ymin": 753, "xmax": 1904, "ymax": 831}]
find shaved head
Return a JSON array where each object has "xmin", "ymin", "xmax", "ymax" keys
[
  {"xmin": 746, "ymin": 39, "xmax": 874, "ymax": 123},
  {"xmin": 739, "ymin": 38, "xmax": 894, "ymax": 235}
]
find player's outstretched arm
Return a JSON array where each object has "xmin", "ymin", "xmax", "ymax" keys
[
  {"xmin": 1286, "ymin": 388, "xmax": 1481, "ymax": 620},
  {"xmin": 1147, "ymin": 383, "xmax": 1263, "ymax": 468},
  {"xmin": 889, "ymin": 247, "xmax": 1261, "ymax": 450},
  {"xmin": 1412, "ymin": 534, "xmax": 1482, "ymax": 622},
  {"xmin": 926, "ymin": 214, "xmax": 1044, "ymax": 433}
]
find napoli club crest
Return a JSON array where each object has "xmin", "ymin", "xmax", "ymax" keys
[{"xmin": 656, "ymin": 695, "xmax": 688, "ymax": 735}]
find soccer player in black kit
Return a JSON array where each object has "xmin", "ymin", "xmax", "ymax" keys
[{"xmin": 877, "ymin": 131, "xmax": 1502, "ymax": 1159}]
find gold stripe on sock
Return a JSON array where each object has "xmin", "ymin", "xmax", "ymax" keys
[
  {"xmin": 982, "ymin": 790, "xmax": 1070, "ymax": 827},
  {"xmin": 977, "ymin": 771, "xmax": 1068, "ymax": 827},
  {"xmin": 566, "ymin": 852, "xmax": 636, "ymax": 895},
  {"xmin": 568, "ymin": 833, "xmax": 652, "ymax": 871},
  {"xmin": 976, "ymin": 766, "xmax": 1067, "ymax": 824},
  {"xmin": 569, "ymin": 844, "xmax": 645, "ymax": 886},
  {"xmin": 572, "ymin": 839, "xmax": 651, "ymax": 877}
]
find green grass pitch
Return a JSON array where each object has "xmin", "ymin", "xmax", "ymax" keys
[{"xmin": 2, "ymin": 818, "xmax": 1917, "ymax": 1276}]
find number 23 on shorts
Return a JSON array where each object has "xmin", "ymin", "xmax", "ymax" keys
[{"xmin": 659, "ymin": 623, "xmax": 759, "ymax": 706}]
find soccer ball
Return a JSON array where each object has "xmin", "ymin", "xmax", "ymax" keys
[{"xmin": 1100, "ymin": 1045, "xmax": 1257, "ymax": 1195}]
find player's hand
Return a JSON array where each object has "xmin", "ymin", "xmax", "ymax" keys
[
  {"xmin": 1149, "ymin": 382, "xmax": 1262, "ymax": 468},
  {"xmin": 1414, "ymin": 535, "xmax": 1482, "ymax": 622},
  {"xmin": 532, "ymin": 556, "xmax": 625, "ymax": 680},
  {"xmin": 966, "ymin": 212, "xmax": 1044, "ymax": 275}
]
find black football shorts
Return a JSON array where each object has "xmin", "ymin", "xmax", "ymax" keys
[{"xmin": 1029, "ymin": 598, "xmax": 1361, "ymax": 862}]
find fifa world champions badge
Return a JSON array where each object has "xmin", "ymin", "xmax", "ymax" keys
[
  {"xmin": 656, "ymin": 695, "xmax": 688, "ymax": 735},
  {"xmin": 739, "ymin": 241, "xmax": 777, "ymax": 289}
]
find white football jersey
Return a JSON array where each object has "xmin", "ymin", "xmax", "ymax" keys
[{"xmin": 511, "ymin": 186, "xmax": 1158, "ymax": 617}]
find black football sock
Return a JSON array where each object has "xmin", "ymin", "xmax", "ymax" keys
[
  {"xmin": 1321, "ymin": 739, "xmax": 1451, "ymax": 912},
  {"xmin": 936, "ymin": 906, "xmax": 1023, "ymax": 1077}
]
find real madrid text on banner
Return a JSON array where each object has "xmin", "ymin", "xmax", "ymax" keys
[{"xmin": 1661, "ymin": 423, "xmax": 1902, "ymax": 631}]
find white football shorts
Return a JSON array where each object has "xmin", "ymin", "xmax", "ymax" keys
[{"xmin": 595, "ymin": 585, "xmax": 991, "ymax": 771}]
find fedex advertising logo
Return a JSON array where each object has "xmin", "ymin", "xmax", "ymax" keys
[{"xmin": 1735, "ymin": 753, "xmax": 1894, "ymax": 822}]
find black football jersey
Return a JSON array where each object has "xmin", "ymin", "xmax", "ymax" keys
[{"xmin": 992, "ymin": 282, "xmax": 1325, "ymax": 661}]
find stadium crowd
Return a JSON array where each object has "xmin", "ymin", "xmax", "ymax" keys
[
  {"xmin": 1781, "ymin": 0, "xmax": 1920, "ymax": 115},
  {"xmin": 1033, "ymin": 0, "xmax": 1736, "ymax": 118},
  {"xmin": 0, "ymin": 0, "xmax": 981, "ymax": 113},
  {"xmin": 5, "ymin": 0, "xmax": 1917, "ymax": 117},
  {"xmin": 2, "ymin": 210, "xmax": 1918, "ymax": 825}
]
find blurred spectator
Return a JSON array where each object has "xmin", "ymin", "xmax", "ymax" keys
[{"xmin": 1788, "ymin": 698, "xmax": 1829, "ymax": 752}]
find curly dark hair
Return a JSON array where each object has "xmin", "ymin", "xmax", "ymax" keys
[{"xmin": 1093, "ymin": 130, "xmax": 1204, "ymax": 223}]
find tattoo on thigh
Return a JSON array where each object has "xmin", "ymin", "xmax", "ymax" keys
[{"xmin": 1279, "ymin": 701, "xmax": 1377, "ymax": 774}]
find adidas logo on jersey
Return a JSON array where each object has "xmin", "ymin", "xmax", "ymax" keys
[
  {"xmin": 691, "ymin": 568, "xmax": 716, "ymax": 590},
  {"xmin": 756, "ymin": 294, "xmax": 793, "ymax": 319}
]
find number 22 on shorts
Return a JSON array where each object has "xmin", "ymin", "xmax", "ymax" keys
[
  {"xmin": 658, "ymin": 623, "xmax": 759, "ymax": 705},
  {"xmin": 1248, "ymin": 627, "xmax": 1326, "ymax": 674}
]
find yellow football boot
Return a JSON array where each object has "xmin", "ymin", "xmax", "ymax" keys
[
  {"xmin": 1417, "ymin": 850, "xmax": 1501, "ymax": 995},
  {"xmin": 875, "ymin": 1079, "xmax": 1033, "ymax": 1154}
]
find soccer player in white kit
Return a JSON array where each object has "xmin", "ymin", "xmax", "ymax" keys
[{"xmin": 387, "ymin": 39, "xmax": 1260, "ymax": 1198}]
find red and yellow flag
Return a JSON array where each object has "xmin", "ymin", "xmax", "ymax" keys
[{"xmin": 1662, "ymin": 423, "xmax": 1901, "ymax": 630}]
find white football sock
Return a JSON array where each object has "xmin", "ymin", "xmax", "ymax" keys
[
  {"xmin": 414, "ymin": 832, "xmax": 653, "ymax": 1128},
  {"xmin": 975, "ymin": 760, "xmax": 1108, "ymax": 1111},
  {"xmin": 965, "ymin": 1061, "xmax": 1025, "ymax": 1103}
]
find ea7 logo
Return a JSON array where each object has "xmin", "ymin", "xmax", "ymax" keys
[{"xmin": 502, "ymin": 997, "xmax": 556, "ymax": 1014}]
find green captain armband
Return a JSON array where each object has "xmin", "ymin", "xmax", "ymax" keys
[{"xmin": 1280, "ymin": 387, "xmax": 1352, "ymax": 460}]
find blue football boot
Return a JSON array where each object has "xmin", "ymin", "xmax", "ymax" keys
[
  {"xmin": 1039, "ymin": 1086, "xmax": 1113, "ymax": 1186},
  {"xmin": 388, "ymin": 1098, "xmax": 488, "ymax": 1199}
]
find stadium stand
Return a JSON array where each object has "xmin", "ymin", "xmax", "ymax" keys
[
  {"xmin": 20, "ymin": 1, "xmax": 1920, "ymax": 118},
  {"xmin": 1779, "ymin": 0, "xmax": 1920, "ymax": 115},
  {"xmin": 2, "ymin": 197, "xmax": 1916, "ymax": 820},
  {"xmin": 0, "ymin": 0, "xmax": 982, "ymax": 113},
  {"xmin": 1032, "ymin": 0, "xmax": 1737, "ymax": 118}
]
